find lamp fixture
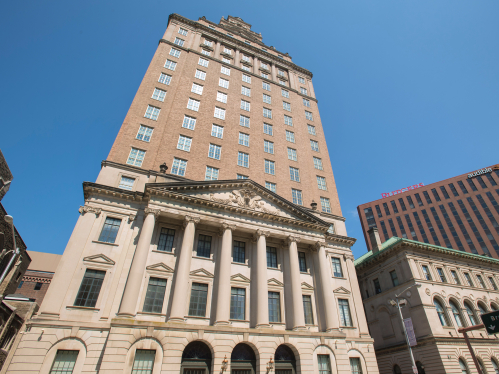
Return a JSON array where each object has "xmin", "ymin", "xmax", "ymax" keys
[
  {"xmin": 266, "ymin": 356, "xmax": 274, "ymax": 373},
  {"xmin": 221, "ymin": 355, "xmax": 228, "ymax": 372}
]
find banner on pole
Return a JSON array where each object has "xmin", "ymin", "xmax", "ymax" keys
[{"xmin": 404, "ymin": 318, "xmax": 417, "ymax": 346}]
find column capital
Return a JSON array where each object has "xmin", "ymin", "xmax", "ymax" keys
[
  {"xmin": 219, "ymin": 222, "xmax": 237, "ymax": 236},
  {"xmin": 287, "ymin": 235, "xmax": 301, "ymax": 244},
  {"xmin": 311, "ymin": 241, "xmax": 327, "ymax": 252},
  {"xmin": 343, "ymin": 253, "xmax": 355, "ymax": 261},
  {"xmin": 128, "ymin": 213, "xmax": 136, "ymax": 223},
  {"xmin": 79, "ymin": 205, "xmax": 101, "ymax": 216},
  {"xmin": 184, "ymin": 215, "xmax": 201, "ymax": 227},
  {"xmin": 252, "ymin": 229, "xmax": 270, "ymax": 242},
  {"xmin": 144, "ymin": 208, "xmax": 161, "ymax": 218}
]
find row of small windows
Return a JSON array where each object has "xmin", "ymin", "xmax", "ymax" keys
[
  {"xmin": 433, "ymin": 296, "xmax": 498, "ymax": 329},
  {"xmin": 421, "ymin": 264, "xmax": 498, "ymax": 290}
]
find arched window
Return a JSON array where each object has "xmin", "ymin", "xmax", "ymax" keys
[
  {"xmin": 181, "ymin": 341, "xmax": 212, "ymax": 374},
  {"xmin": 478, "ymin": 359, "xmax": 486, "ymax": 374},
  {"xmin": 478, "ymin": 302, "xmax": 488, "ymax": 315},
  {"xmin": 416, "ymin": 361, "xmax": 426, "ymax": 374},
  {"xmin": 231, "ymin": 343, "xmax": 256, "ymax": 374},
  {"xmin": 450, "ymin": 300, "xmax": 464, "ymax": 327},
  {"xmin": 434, "ymin": 299, "xmax": 449, "ymax": 326},
  {"xmin": 464, "ymin": 302, "xmax": 477, "ymax": 325},
  {"xmin": 393, "ymin": 364, "xmax": 402, "ymax": 374},
  {"xmin": 459, "ymin": 358, "xmax": 469, "ymax": 374},
  {"xmin": 491, "ymin": 303, "xmax": 499, "ymax": 311},
  {"xmin": 491, "ymin": 358, "xmax": 499, "ymax": 374},
  {"xmin": 275, "ymin": 345, "xmax": 296, "ymax": 374}
]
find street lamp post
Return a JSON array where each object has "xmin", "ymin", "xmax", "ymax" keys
[{"xmin": 390, "ymin": 283, "xmax": 422, "ymax": 374}]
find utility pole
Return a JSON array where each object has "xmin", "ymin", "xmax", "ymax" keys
[{"xmin": 458, "ymin": 324, "xmax": 484, "ymax": 374}]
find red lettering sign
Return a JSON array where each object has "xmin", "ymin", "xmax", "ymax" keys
[{"xmin": 381, "ymin": 183, "xmax": 424, "ymax": 198}]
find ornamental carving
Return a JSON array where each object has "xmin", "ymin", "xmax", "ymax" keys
[
  {"xmin": 79, "ymin": 205, "xmax": 102, "ymax": 216},
  {"xmin": 252, "ymin": 230, "xmax": 270, "ymax": 242},
  {"xmin": 343, "ymin": 253, "xmax": 355, "ymax": 261},
  {"xmin": 313, "ymin": 241, "xmax": 326, "ymax": 252},
  {"xmin": 219, "ymin": 222, "xmax": 237, "ymax": 236},
  {"xmin": 144, "ymin": 208, "xmax": 160, "ymax": 217},
  {"xmin": 287, "ymin": 235, "xmax": 300, "ymax": 244},
  {"xmin": 184, "ymin": 215, "xmax": 201, "ymax": 227},
  {"xmin": 210, "ymin": 189, "xmax": 279, "ymax": 215}
]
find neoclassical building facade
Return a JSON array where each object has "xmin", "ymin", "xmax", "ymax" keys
[{"xmin": 355, "ymin": 228, "xmax": 499, "ymax": 374}]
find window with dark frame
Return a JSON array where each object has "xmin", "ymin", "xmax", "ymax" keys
[
  {"xmin": 449, "ymin": 183, "xmax": 459, "ymax": 197},
  {"xmin": 34, "ymin": 282, "xmax": 43, "ymax": 290},
  {"xmin": 74, "ymin": 269, "xmax": 105, "ymax": 308},
  {"xmin": 406, "ymin": 196, "xmax": 415, "ymax": 209},
  {"xmin": 458, "ymin": 180, "xmax": 469, "ymax": 194},
  {"xmin": 143, "ymin": 277, "xmax": 167, "ymax": 314},
  {"xmin": 303, "ymin": 295, "xmax": 314, "ymax": 324},
  {"xmin": 467, "ymin": 179, "xmax": 478, "ymax": 191},
  {"xmin": 464, "ymin": 272, "xmax": 474, "ymax": 286},
  {"xmin": 422, "ymin": 265, "xmax": 432, "ymax": 280},
  {"xmin": 373, "ymin": 278, "xmax": 381, "ymax": 294},
  {"xmin": 390, "ymin": 270, "xmax": 399, "ymax": 286},
  {"xmin": 440, "ymin": 186, "xmax": 450, "ymax": 199},
  {"xmin": 383, "ymin": 202, "xmax": 391, "ymax": 215},
  {"xmin": 485, "ymin": 173, "xmax": 497, "ymax": 186},
  {"xmin": 131, "ymin": 350, "xmax": 155, "ymax": 374},
  {"xmin": 298, "ymin": 252, "xmax": 307, "ymax": 272},
  {"xmin": 230, "ymin": 287, "xmax": 245, "ymax": 320},
  {"xmin": 375, "ymin": 205, "xmax": 382, "ymax": 217},
  {"xmin": 423, "ymin": 191, "xmax": 432, "ymax": 204},
  {"xmin": 331, "ymin": 257, "xmax": 343, "ymax": 277},
  {"xmin": 414, "ymin": 193, "xmax": 424, "ymax": 206},
  {"xmin": 431, "ymin": 188, "xmax": 441, "ymax": 202},
  {"xmin": 390, "ymin": 200, "xmax": 399, "ymax": 213},
  {"xmin": 266, "ymin": 246, "xmax": 277, "ymax": 268},
  {"xmin": 196, "ymin": 234, "xmax": 212, "ymax": 258},
  {"xmin": 268, "ymin": 291, "xmax": 281, "ymax": 322},
  {"xmin": 398, "ymin": 198, "xmax": 407, "ymax": 211},
  {"xmin": 476, "ymin": 176, "xmax": 487, "ymax": 189},
  {"xmin": 49, "ymin": 350, "xmax": 79, "ymax": 374},
  {"xmin": 233, "ymin": 241, "xmax": 246, "ymax": 263},
  {"xmin": 98, "ymin": 217, "xmax": 122, "ymax": 243},
  {"xmin": 188, "ymin": 283, "xmax": 208, "ymax": 317},
  {"xmin": 437, "ymin": 268, "xmax": 447, "ymax": 282},
  {"xmin": 338, "ymin": 299, "xmax": 352, "ymax": 326},
  {"xmin": 157, "ymin": 228, "xmax": 175, "ymax": 252}
]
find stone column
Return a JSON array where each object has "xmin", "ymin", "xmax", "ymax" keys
[
  {"xmin": 213, "ymin": 223, "xmax": 236, "ymax": 325},
  {"xmin": 214, "ymin": 41, "xmax": 221, "ymax": 59},
  {"xmin": 254, "ymin": 230, "xmax": 270, "ymax": 328},
  {"xmin": 118, "ymin": 207, "xmax": 160, "ymax": 316},
  {"xmin": 253, "ymin": 55, "xmax": 259, "ymax": 75},
  {"xmin": 271, "ymin": 63, "xmax": 277, "ymax": 82},
  {"xmin": 285, "ymin": 236, "xmax": 306, "ymax": 330},
  {"xmin": 344, "ymin": 253, "xmax": 370, "ymax": 335},
  {"xmin": 288, "ymin": 70, "xmax": 296, "ymax": 90},
  {"xmin": 39, "ymin": 206, "xmax": 101, "ymax": 317},
  {"xmin": 234, "ymin": 49, "xmax": 240, "ymax": 68},
  {"xmin": 168, "ymin": 215, "xmax": 200, "ymax": 322},
  {"xmin": 312, "ymin": 241, "xmax": 339, "ymax": 332}
]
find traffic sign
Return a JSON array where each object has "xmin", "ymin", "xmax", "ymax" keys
[{"xmin": 480, "ymin": 310, "xmax": 499, "ymax": 335}]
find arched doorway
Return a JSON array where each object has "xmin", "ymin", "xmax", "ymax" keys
[
  {"xmin": 181, "ymin": 341, "xmax": 212, "ymax": 374},
  {"xmin": 274, "ymin": 345, "xmax": 296, "ymax": 374},
  {"xmin": 231, "ymin": 343, "xmax": 256, "ymax": 374}
]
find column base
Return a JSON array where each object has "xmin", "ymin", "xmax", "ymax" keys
[
  {"xmin": 325, "ymin": 327, "xmax": 343, "ymax": 333},
  {"xmin": 168, "ymin": 317, "xmax": 186, "ymax": 323},
  {"xmin": 116, "ymin": 312, "xmax": 136, "ymax": 318},
  {"xmin": 292, "ymin": 325, "xmax": 308, "ymax": 331},
  {"xmin": 214, "ymin": 320, "xmax": 231, "ymax": 326},
  {"xmin": 255, "ymin": 323, "xmax": 271, "ymax": 329}
]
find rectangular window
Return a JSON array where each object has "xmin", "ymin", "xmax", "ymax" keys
[
  {"xmin": 34, "ymin": 282, "xmax": 42, "ymax": 290},
  {"xmin": 242, "ymin": 54, "xmax": 250, "ymax": 62},
  {"xmin": 196, "ymin": 234, "xmax": 212, "ymax": 258},
  {"xmin": 237, "ymin": 174, "xmax": 248, "ymax": 180},
  {"xmin": 431, "ymin": 188, "xmax": 441, "ymax": 202},
  {"xmin": 281, "ymin": 89, "xmax": 289, "ymax": 98},
  {"xmin": 263, "ymin": 94, "xmax": 272, "ymax": 104},
  {"xmin": 136, "ymin": 125, "xmax": 153, "ymax": 142},
  {"xmin": 305, "ymin": 111, "xmax": 313, "ymax": 120},
  {"xmin": 169, "ymin": 47, "xmax": 181, "ymax": 58},
  {"xmin": 476, "ymin": 176, "xmax": 487, "ymax": 189},
  {"xmin": 318, "ymin": 355, "xmax": 332, "ymax": 374},
  {"xmin": 320, "ymin": 197, "xmax": 331, "ymax": 213},
  {"xmin": 131, "ymin": 350, "xmax": 155, "ymax": 374},
  {"xmin": 292, "ymin": 189, "xmax": 303, "ymax": 205},
  {"xmin": 242, "ymin": 74, "xmax": 251, "ymax": 83},
  {"xmin": 289, "ymin": 167, "xmax": 300, "ymax": 182},
  {"xmin": 174, "ymin": 37, "xmax": 184, "ymax": 47},
  {"xmin": 422, "ymin": 265, "xmax": 432, "ymax": 280},
  {"xmin": 198, "ymin": 57, "xmax": 209, "ymax": 67},
  {"xmin": 261, "ymin": 72, "xmax": 269, "ymax": 79},
  {"xmin": 158, "ymin": 73, "xmax": 171, "ymax": 85},
  {"xmin": 50, "ymin": 350, "xmax": 79, "ymax": 374},
  {"xmin": 201, "ymin": 49, "xmax": 210, "ymax": 56},
  {"xmin": 223, "ymin": 47, "xmax": 231, "ymax": 54},
  {"xmin": 458, "ymin": 180, "xmax": 469, "ymax": 194},
  {"xmin": 219, "ymin": 78, "xmax": 229, "ymax": 89},
  {"xmin": 217, "ymin": 91, "xmax": 227, "ymax": 103},
  {"xmin": 177, "ymin": 135, "xmax": 192, "ymax": 152},
  {"xmin": 211, "ymin": 124, "xmax": 224, "ymax": 138},
  {"xmin": 390, "ymin": 200, "xmax": 399, "ymax": 214},
  {"xmin": 188, "ymin": 283, "xmax": 208, "ymax": 317},
  {"xmin": 299, "ymin": 77, "xmax": 306, "ymax": 84},
  {"xmin": 98, "ymin": 217, "xmax": 121, "ymax": 243},
  {"xmin": 241, "ymin": 86, "xmax": 251, "ymax": 97},
  {"xmin": 194, "ymin": 69, "xmax": 206, "ymax": 80},
  {"xmin": 464, "ymin": 272, "xmax": 474, "ymax": 286},
  {"xmin": 303, "ymin": 295, "xmax": 314, "ymax": 324},
  {"xmin": 119, "ymin": 176, "xmax": 135, "ymax": 191},
  {"xmin": 287, "ymin": 148, "xmax": 297, "ymax": 161},
  {"xmin": 331, "ymin": 257, "xmax": 343, "ymax": 277},
  {"xmin": 267, "ymin": 246, "xmax": 277, "ymax": 268},
  {"xmin": 157, "ymin": 228, "xmax": 175, "ymax": 252},
  {"xmin": 191, "ymin": 83, "xmax": 203, "ymax": 95},
  {"xmin": 214, "ymin": 107, "xmax": 226, "ymax": 120},
  {"xmin": 223, "ymin": 57, "xmax": 231, "ymax": 64},
  {"xmin": 373, "ymin": 278, "xmax": 381, "ymax": 294},
  {"xmin": 313, "ymin": 157, "xmax": 323, "ymax": 170},
  {"xmin": 303, "ymin": 98, "xmax": 310, "ymax": 107},
  {"xmin": 383, "ymin": 202, "xmax": 391, "ymax": 215},
  {"xmin": 241, "ymin": 100, "xmax": 250, "ymax": 111},
  {"xmin": 263, "ymin": 123, "xmax": 273, "ymax": 135},
  {"xmin": 208, "ymin": 144, "xmax": 221, "ymax": 160},
  {"xmin": 74, "ymin": 269, "xmax": 105, "ymax": 307},
  {"xmin": 310, "ymin": 140, "xmax": 319, "ymax": 152},
  {"xmin": 284, "ymin": 115, "xmax": 293, "ymax": 126},
  {"xmin": 489, "ymin": 277, "xmax": 498, "ymax": 290},
  {"xmin": 350, "ymin": 358, "xmax": 362, "ymax": 374},
  {"xmin": 406, "ymin": 196, "xmax": 415, "ymax": 209},
  {"xmin": 265, "ymin": 160, "xmax": 275, "ymax": 175},
  {"xmin": 317, "ymin": 176, "xmax": 327, "ymax": 190},
  {"xmin": 286, "ymin": 130, "xmax": 295, "ymax": 143},
  {"xmin": 152, "ymin": 88, "xmax": 166, "ymax": 102},
  {"xmin": 423, "ymin": 191, "xmax": 432, "ymax": 204},
  {"xmin": 238, "ymin": 152, "xmax": 249, "ymax": 168},
  {"xmin": 230, "ymin": 288, "xmax": 246, "ymax": 320},
  {"xmin": 338, "ymin": 299, "xmax": 352, "ymax": 326},
  {"xmin": 187, "ymin": 98, "xmax": 200, "ymax": 111},
  {"xmin": 239, "ymin": 115, "xmax": 250, "ymax": 128},
  {"xmin": 390, "ymin": 270, "xmax": 399, "ymax": 286},
  {"xmin": 239, "ymin": 132, "xmax": 250, "ymax": 147},
  {"xmin": 268, "ymin": 291, "xmax": 281, "ymax": 323},
  {"xmin": 261, "ymin": 62, "xmax": 269, "ymax": 69},
  {"xmin": 375, "ymin": 205, "xmax": 382, "ymax": 218},
  {"xmin": 266, "ymin": 181, "xmax": 276, "ymax": 192},
  {"xmin": 279, "ymin": 79, "xmax": 286, "ymax": 86},
  {"xmin": 264, "ymin": 140, "xmax": 274, "ymax": 154},
  {"xmin": 398, "ymin": 198, "xmax": 407, "ymax": 211},
  {"xmin": 233, "ymin": 241, "xmax": 246, "ymax": 263},
  {"xmin": 263, "ymin": 108, "xmax": 272, "ymax": 119},
  {"xmin": 205, "ymin": 166, "xmax": 219, "ymax": 181},
  {"xmin": 221, "ymin": 66, "xmax": 231, "ymax": 76},
  {"xmin": 307, "ymin": 125, "xmax": 316, "ymax": 135},
  {"xmin": 467, "ymin": 178, "xmax": 478, "ymax": 191},
  {"xmin": 262, "ymin": 82, "xmax": 271, "ymax": 91},
  {"xmin": 298, "ymin": 252, "xmax": 307, "ymax": 272},
  {"xmin": 414, "ymin": 193, "xmax": 423, "ymax": 206},
  {"xmin": 143, "ymin": 277, "xmax": 167, "ymax": 313},
  {"xmin": 283, "ymin": 101, "xmax": 291, "ymax": 111},
  {"xmin": 451, "ymin": 270, "xmax": 460, "ymax": 284},
  {"xmin": 440, "ymin": 186, "xmax": 450, "ymax": 199},
  {"xmin": 171, "ymin": 158, "xmax": 187, "ymax": 176},
  {"xmin": 477, "ymin": 274, "xmax": 486, "ymax": 288},
  {"xmin": 178, "ymin": 27, "xmax": 188, "ymax": 36},
  {"xmin": 164, "ymin": 59, "xmax": 177, "ymax": 71},
  {"xmin": 300, "ymin": 87, "xmax": 308, "ymax": 95},
  {"xmin": 144, "ymin": 105, "xmax": 160, "ymax": 121},
  {"xmin": 486, "ymin": 173, "xmax": 497, "ymax": 186}
]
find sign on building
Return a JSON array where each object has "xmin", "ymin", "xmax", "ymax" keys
[
  {"xmin": 403, "ymin": 317, "xmax": 417, "ymax": 346},
  {"xmin": 481, "ymin": 310, "xmax": 499, "ymax": 335}
]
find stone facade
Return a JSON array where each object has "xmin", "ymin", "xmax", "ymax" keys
[
  {"xmin": 355, "ymin": 230, "xmax": 499, "ymax": 374},
  {"xmin": 0, "ymin": 150, "xmax": 13, "ymax": 202}
]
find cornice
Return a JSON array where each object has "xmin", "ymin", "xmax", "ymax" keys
[
  {"xmin": 83, "ymin": 182, "xmax": 145, "ymax": 202},
  {"xmin": 100, "ymin": 160, "xmax": 190, "ymax": 182},
  {"xmin": 325, "ymin": 233, "xmax": 356, "ymax": 247},
  {"xmin": 167, "ymin": 13, "xmax": 313, "ymax": 78}
]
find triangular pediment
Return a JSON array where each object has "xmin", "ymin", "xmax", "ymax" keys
[
  {"xmin": 190, "ymin": 268, "xmax": 214, "ymax": 278},
  {"xmin": 268, "ymin": 278, "xmax": 284, "ymax": 287},
  {"xmin": 333, "ymin": 286, "xmax": 351, "ymax": 294},
  {"xmin": 231, "ymin": 273, "xmax": 250, "ymax": 283},
  {"xmin": 83, "ymin": 254, "xmax": 115, "ymax": 265},
  {"xmin": 146, "ymin": 263, "xmax": 174, "ymax": 273},
  {"xmin": 146, "ymin": 180, "xmax": 329, "ymax": 230},
  {"xmin": 301, "ymin": 282, "xmax": 314, "ymax": 290}
]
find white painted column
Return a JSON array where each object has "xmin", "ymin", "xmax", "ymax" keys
[
  {"xmin": 168, "ymin": 215, "xmax": 200, "ymax": 322},
  {"xmin": 39, "ymin": 206, "xmax": 101, "ymax": 317},
  {"xmin": 254, "ymin": 230, "xmax": 270, "ymax": 328},
  {"xmin": 213, "ymin": 223, "xmax": 236, "ymax": 325},
  {"xmin": 118, "ymin": 208, "xmax": 159, "ymax": 316},
  {"xmin": 285, "ymin": 236, "xmax": 306, "ymax": 330},
  {"xmin": 313, "ymin": 241, "xmax": 339, "ymax": 331},
  {"xmin": 344, "ymin": 253, "xmax": 370, "ymax": 335}
]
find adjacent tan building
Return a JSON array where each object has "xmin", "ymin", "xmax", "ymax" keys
[
  {"xmin": 2, "ymin": 14, "xmax": 379, "ymax": 374},
  {"xmin": 355, "ymin": 228, "xmax": 499, "ymax": 374}
]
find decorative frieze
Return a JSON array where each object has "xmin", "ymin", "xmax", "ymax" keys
[{"xmin": 144, "ymin": 208, "xmax": 160, "ymax": 218}]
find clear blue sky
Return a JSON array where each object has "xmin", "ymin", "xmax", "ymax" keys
[{"xmin": 1, "ymin": 0, "xmax": 498, "ymax": 259}]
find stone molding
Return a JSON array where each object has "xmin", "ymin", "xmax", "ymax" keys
[
  {"xmin": 252, "ymin": 229, "xmax": 270, "ymax": 242},
  {"xmin": 128, "ymin": 213, "xmax": 136, "ymax": 223},
  {"xmin": 79, "ymin": 205, "xmax": 101, "ymax": 216},
  {"xmin": 200, "ymin": 43, "xmax": 214, "ymax": 51},
  {"xmin": 184, "ymin": 215, "xmax": 201, "ymax": 227},
  {"xmin": 83, "ymin": 254, "xmax": 116, "ymax": 266},
  {"xmin": 287, "ymin": 235, "xmax": 300, "ymax": 244},
  {"xmin": 219, "ymin": 222, "xmax": 237, "ymax": 236},
  {"xmin": 144, "ymin": 208, "xmax": 161, "ymax": 218},
  {"xmin": 312, "ymin": 241, "xmax": 327, "ymax": 252},
  {"xmin": 343, "ymin": 253, "xmax": 355, "ymax": 261}
]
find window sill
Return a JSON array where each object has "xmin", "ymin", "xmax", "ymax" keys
[
  {"xmin": 232, "ymin": 261, "xmax": 248, "ymax": 266},
  {"xmin": 268, "ymin": 267, "xmax": 281, "ymax": 271},
  {"xmin": 152, "ymin": 249, "xmax": 174, "ymax": 255},
  {"xmin": 300, "ymin": 271, "xmax": 310, "ymax": 275},
  {"xmin": 339, "ymin": 326, "xmax": 356, "ymax": 329},
  {"xmin": 66, "ymin": 306, "xmax": 100, "ymax": 311},
  {"xmin": 229, "ymin": 319, "xmax": 250, "ymax": 322},
  {"xmin": 185, "ymin": 315, "xmax": 210, "ymax": 320},
  {"xmin": 137, "ymin": 312, "xmax": 166, "ymax": 317},
  {"xmin": 270, "ymin": 322, "xmax": 285, "ymax": 325},
  {"xmin": 193, "ymin": 255, "xmax": 214, "ymax": 261},
  {"xmin": 92, "ymin": 240, "xmax": 119, "ymax": 247}
]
